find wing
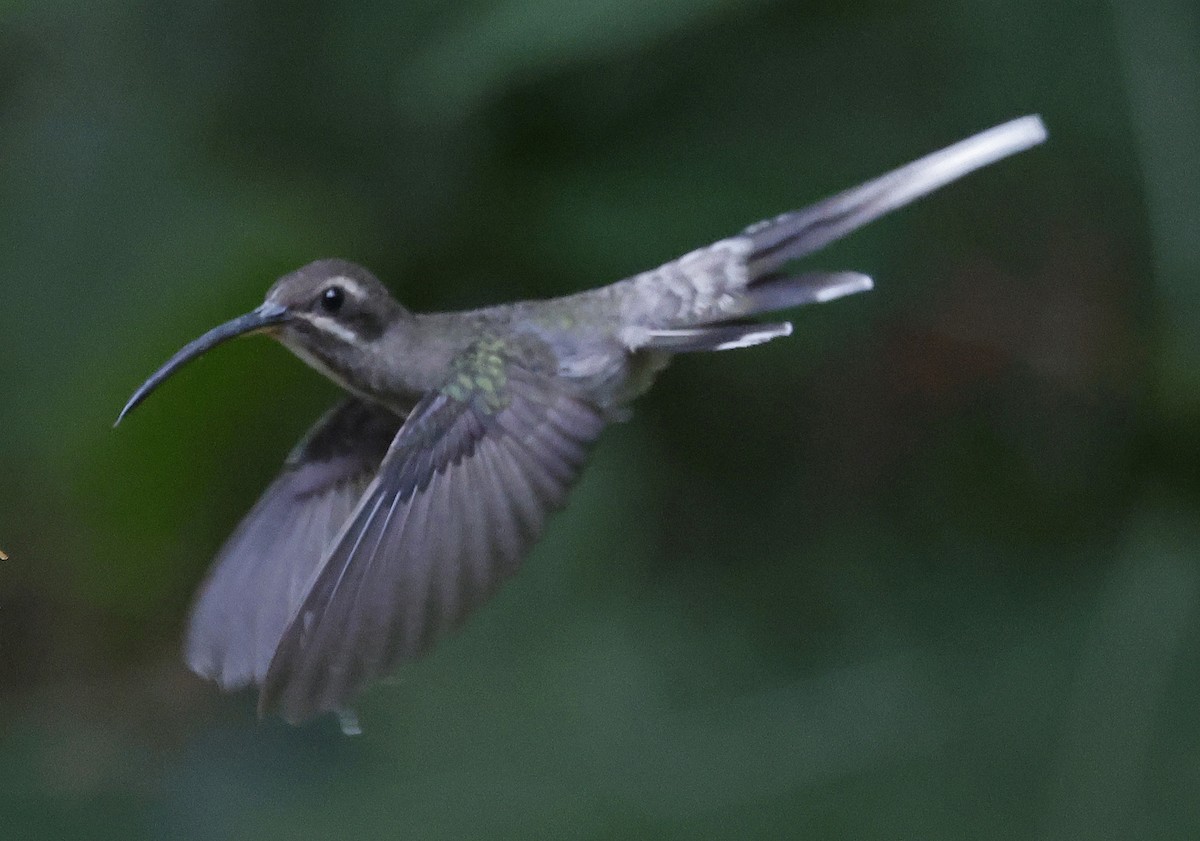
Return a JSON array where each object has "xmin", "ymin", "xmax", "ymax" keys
[
  {"xmin": 260, "ymin": 359, "xmax": 607, "ymax": 724},
  {"xmin": 183, "ymin": 398, "xmax": 403, "ymax": 691}
]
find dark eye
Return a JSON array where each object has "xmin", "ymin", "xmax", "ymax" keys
[{"xmin": 320, "ymin": 285, "xmax": 345, "ymax": 313}]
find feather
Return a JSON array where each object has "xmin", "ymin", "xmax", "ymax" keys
[
  {"xmin": 183, "ymin": 398, "xmax": 402, "ymax": 690},
  {"xmin": 260, "ymin": 354, "xmax": 606, "ymax": 724}
]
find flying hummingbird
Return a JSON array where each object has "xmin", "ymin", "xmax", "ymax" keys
[{"xmin": 118, "ymin": 116, "xmax": 1047, "ymax": 728}]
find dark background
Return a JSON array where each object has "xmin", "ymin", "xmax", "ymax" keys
[{"xmin": 2, "ymin": 0, "xmax": 1198, "ymax": 837}]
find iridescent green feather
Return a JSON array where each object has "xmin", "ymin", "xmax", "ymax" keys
[{"xmin": 441, "ymin": 337, "xmax": 512, "ymax": 412}]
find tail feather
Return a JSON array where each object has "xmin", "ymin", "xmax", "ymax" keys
[
  {"xmin": 744, "ymin": 116, "xmax": 1047, "ymax": 276},
  {"xmin": 743, "ymin": 271, "xmax": 873, "ymax": 316},
  {"xmin": 626, "ymin": 271, "xmax": 869, "ymax": 352},
  {"xmin": 607, "ymin": 115, "xmax": 1046, "ymax": 334},
  {"xmin": 635, "ymin": 321, "xmax": 792, "ymax": 353}
]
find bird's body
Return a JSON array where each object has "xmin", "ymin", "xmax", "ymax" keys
[
  {"xmin": 119, "ymin": 116, "xmax": 1048, "ymax": 728},
  {"xmin": 267, "ymin": 237, "xmax": 811, "ymax": 420}
]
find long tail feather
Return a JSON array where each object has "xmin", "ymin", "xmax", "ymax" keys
[
  {"xmin": 636, "ymin": 321, "xmax": 793, "ymax": 353},
  {"xmin": 609, "ymin": 116, "xmax": 1046, "ymax": 334},
  {"xmin": 745, "ymin": 115, "xmax": 1047, "ymax": 276},
  {"xmin": 743, "ymin": 271, "xmax": 873, "ymax": 316}
]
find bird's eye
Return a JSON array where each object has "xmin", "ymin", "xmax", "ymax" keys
[{"xmin": 320, "ymin": 286, "xmax": 345, "ymax": 313}]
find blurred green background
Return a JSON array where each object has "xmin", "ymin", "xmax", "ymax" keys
[{"xmin": 2, "ymin": 0, "xmax": 1198, "ymax": 837}]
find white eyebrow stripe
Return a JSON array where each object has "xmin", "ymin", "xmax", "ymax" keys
[{"xmin": 328, "ymin": 276, "xmax": 367, "ymax": 300}]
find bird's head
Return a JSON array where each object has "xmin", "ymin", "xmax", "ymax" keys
[
  {"xmin": 264, "ymin": 259, "xmax": 402, "ymax": 348},
  {"xmin": 116, "ymin": 259, "xmax": 406, "ymax": 425}
]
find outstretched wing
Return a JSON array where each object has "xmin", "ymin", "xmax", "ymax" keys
[
  {"xmin": 184, "ymin": 398, "xmax": 402, "ymax": 691},
  {"xmin": 261, "ymin": 355, "xmax": 606, "ymax": 724}
]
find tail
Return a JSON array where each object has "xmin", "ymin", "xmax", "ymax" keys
[
  {"xmin": 627, "ymin": 271, "xmax": 872, "ymax": 353},
  {"xmin": 616, "ymin": 116, "xmax": 1047, "ymax": 352}
]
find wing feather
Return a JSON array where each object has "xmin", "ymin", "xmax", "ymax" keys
[
  {"xmin": 183, "ymin": 398, "xmax": 401, "ymax": 690},
  {"xmin": 260, "ymin": 364, "xmax": 606, "ymax": 723}
]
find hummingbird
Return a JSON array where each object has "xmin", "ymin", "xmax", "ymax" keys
[{"xmin": 118, "ymin": 116, "xmax": 1047, "ymax": 728}]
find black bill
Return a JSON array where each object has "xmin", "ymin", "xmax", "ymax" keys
[{"xmin": 116, "ymin": 302, "xmax": 290, "ymax": 425}]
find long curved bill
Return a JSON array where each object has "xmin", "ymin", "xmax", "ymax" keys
[
  {"xmin": 115, "ymin": 302, "xmax": 290, "ymax": 426},
  {"xmin": 747, "ymin": 115, "xmax": 1049, "ymax": 274}
]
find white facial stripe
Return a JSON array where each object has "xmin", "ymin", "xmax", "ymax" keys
[
  {"xmin": 298, "ymin": 313, "xmax": 359, "ymax": 342},
  {"xmin": 328, "ymin": 276, "xmax": 367, "ymax": 300}
]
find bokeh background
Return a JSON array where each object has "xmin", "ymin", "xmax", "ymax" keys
[{"xmin": 2, "ymin": 0, "xmax": 1198, "ymax": 837}]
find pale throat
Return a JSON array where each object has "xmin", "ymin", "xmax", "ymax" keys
[{"xmin": 279, "ymin": 325, "xmax": 414, "ymax": 416}]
